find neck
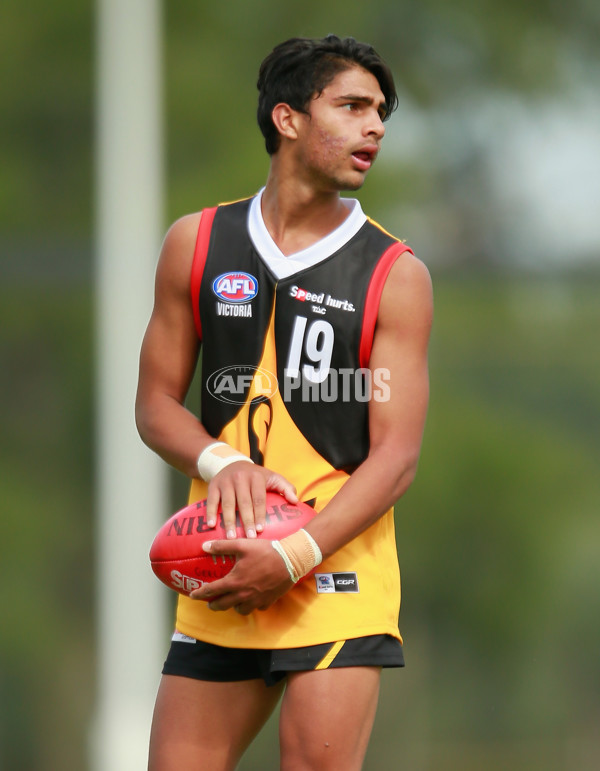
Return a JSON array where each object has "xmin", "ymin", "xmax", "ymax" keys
[{"xmin": 260, "ymin": 161, "xmax": 351, "ymax": 256}]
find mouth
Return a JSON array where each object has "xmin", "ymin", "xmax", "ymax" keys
[{"xmin": 351, "ymin": 146, "xmax": 378, "ymax": 171}]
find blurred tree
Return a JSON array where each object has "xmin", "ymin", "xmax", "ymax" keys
[{"xmin": 1, "ymin": 1, "xmax": 599, "ymax": 768}]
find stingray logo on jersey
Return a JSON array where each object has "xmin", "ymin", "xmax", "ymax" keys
[
  {"xmin": 213, "ymin": 272, "xmax": 258, "ymax": 317},
  {"xmin": 207, "ymin": 365, "xmax": 279, "ymax": 405}
]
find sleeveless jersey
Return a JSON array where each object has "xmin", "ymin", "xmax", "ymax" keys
[{"xmin": 176, "ymin": 194, "xmax": 413, "ymax": 649}]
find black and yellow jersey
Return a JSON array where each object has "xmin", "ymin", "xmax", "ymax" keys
[{"xmin": 176, "ymin": 192, "xmax": 413, "ymax": 648}]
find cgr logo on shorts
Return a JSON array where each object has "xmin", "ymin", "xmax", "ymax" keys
[{"xmin": 315, "ymin": 572, "xmax": 359, "ymax": 594}]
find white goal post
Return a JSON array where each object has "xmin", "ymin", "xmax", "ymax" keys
[{"xmin": 93, "ymin": 1, "xmax": 168, "ymax": 768}]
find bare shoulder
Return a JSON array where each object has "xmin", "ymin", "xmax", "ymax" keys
[
  {"xmin": 159, "ymin": 211, "xmax": 202, "ymax": 270},
  {"xmin": 378, "ymin": 249, "xmax": 433, "ymax": 334},
  {"xmin": 155, "ymin": 211, "xmax": 203, "ymax": 297},
  {"xmin": 162, "ymin": 211, "xmax": 203, "ymax": 253}
]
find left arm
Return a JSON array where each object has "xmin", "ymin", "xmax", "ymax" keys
[
  {"xmin": 193, "ymin": 253, "xmax": 433, "ymax": 611},
  {"xmin": 304, "ymin": 252, "xmax": 432, "ymax": 557}
]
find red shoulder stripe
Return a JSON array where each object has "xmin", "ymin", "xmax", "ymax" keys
[
  {"xmin": 190, "ymin": 207, "xmax": 218, "ymax": 340},
  {"xmin": 359, "ymin": 241, "xmax": 414, "ymax": 369}
]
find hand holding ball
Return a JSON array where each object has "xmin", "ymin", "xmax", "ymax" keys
[{"xmin": 149, "ymin": 491, "xmax": 318, "ymax": 596}]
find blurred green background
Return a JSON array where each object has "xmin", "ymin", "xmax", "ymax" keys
[{"xmin": 1, "ymin": 0, "xmax": 599, "ymax": 769}]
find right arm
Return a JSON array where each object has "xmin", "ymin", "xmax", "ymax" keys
[
  {"xmin": 135, "ymin": 212, "xmax": 208, "ymax": 477},
  {"xmin": 135, "ymin": 212, "xmax": 296, "ymax": 537}
]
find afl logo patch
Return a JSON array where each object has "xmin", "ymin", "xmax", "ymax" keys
[{"xmin": 212, "ymin": 272, "xmax": 258, "ymax": 303}]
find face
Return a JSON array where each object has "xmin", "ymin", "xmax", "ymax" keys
[{"xmin": 293, "ymin": 65, "xmax": 387, "ymax": 192}]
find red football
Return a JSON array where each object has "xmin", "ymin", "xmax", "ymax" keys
[{"xmin": 149, "ymin": 491, "xmax": 317, "ymax": 597}]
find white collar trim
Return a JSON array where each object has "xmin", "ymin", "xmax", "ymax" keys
[{"xmin": 247, "ymin": 188, "xmax": 367, "ymax": 280}]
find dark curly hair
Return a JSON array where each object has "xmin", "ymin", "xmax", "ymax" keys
[{"xmin": 257, "ymin": 35, "xmax": 398, "ymax": 155}]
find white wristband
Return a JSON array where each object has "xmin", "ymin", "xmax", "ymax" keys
[{"xmin": 196, "ymin": 441, "xmax": 254, "ymax": 482}]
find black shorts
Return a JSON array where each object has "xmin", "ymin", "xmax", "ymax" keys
[{"xmin": 162, "ymin": 631, "xmax": 404, "ymax": 688}]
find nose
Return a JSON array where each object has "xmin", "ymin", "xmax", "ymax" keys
[{"xmin": 366, "ymin": 109, "xmax": 385, "ymax": 140}]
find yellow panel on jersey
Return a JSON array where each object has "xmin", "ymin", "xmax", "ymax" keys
[{"xmin": 176, "ymin": 298, "xmax": 402, "ymax": 649}]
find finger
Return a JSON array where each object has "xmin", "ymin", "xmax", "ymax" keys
[
  {"xmin": 233, "ymin": 602, "xmax": 254, "ymax": 616},
  {"xmin": 202, "ymin": 539, "xmax": 241, "ymax": 556},
  {"xmin": 233, "ymin": 482, "xmax": 257, "ymax": 539},
  {"xmin": 219, "ymin": 484, "xmax": 238, "ymax": 539},
  {"xmin": 208, "ymin": 595, "xmax": 240, "ymax": 612},
  {"xmin": 189, "ymin": 567, "xmax": 234, "ymax": 602},
  {"xmin": 204, "ymin": 585, "xmax": 241, "ymax": 612},
  {"xmin": 210, "ymin": 586, "xmax": 252, "ymax": 613},
  {"xmin": 267, "ymin": 473, "xmax": 298, "ymax": 503},
  {"xmin": 250, "ymin": 476, "xmax": 267, "ymax": 534},
  {"xmin": 205, "ymin": 483, "xmax": 221, "ymax": 528},
  {"xmin": 189, "ymin": 582, "xmax": 219, "ymax": 601}
]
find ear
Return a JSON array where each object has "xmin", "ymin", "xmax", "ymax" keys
[{"xmin": 271, "ymin": 103, "xmax": 303, "ymax": 143}]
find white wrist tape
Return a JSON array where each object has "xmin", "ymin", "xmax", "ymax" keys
[
  {"xmin": 272, "ymin": 541, "xmax": 300, "ymax": 583},
  {"xmin": 196, "ymin": 441, "xmax": 254, "ymax": 482},
  {"xmin": 272, "ymin": 528, "xmax": 323, "ymax": 583}
]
